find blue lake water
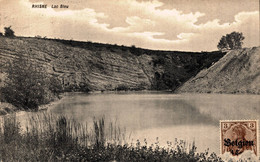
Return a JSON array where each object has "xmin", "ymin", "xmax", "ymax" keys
[{"xmin": 23, "ymin": 92, "xmax": 260, "ymax": 153}]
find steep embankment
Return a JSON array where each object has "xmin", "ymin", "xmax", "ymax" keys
[
  {"xmin": 0, "ymin": 37, "xmax": 225, "ymax": 91},
  {"xmin": 177, "ymin": 47, "xmax": 260, "ymax": 94}
]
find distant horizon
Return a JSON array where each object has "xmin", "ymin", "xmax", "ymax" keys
[
  {"xmin": 6, "ymin": 35, "xmax": 236, "ymax": 53},
  {"xmin": 0, "ymin": 0, "xmax": 259, "ymax": 52}
]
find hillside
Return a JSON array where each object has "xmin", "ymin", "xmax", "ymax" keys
[
  {"xmin": 177, "ymin": 47, "xmax": 260, "ymax": 94},
  {"xmin": 0, "ymin": 36, "xmax": 225, "ymax": 91}
]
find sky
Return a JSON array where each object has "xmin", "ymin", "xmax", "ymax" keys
[{"xmin": 0, "ymin": 0, "xmax": 259, "ymax": 51}]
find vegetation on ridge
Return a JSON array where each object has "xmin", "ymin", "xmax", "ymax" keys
[{"xmin": 3, "ymin": 26, "xmax": 15, "ymax": 37}]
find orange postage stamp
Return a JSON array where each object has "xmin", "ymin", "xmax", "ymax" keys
[{"xmin": 220, "ymin": 120, "xmax": 258, "ymax": 156}]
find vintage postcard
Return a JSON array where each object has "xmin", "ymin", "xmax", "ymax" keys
[{"xmin": 0, "ymin": 0, "xmax": 259, "ymax": 161}]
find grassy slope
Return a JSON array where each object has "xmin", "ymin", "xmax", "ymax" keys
[
  {"xmin": 177, "ymin": 47, "xmax": 260, "ymax": 94},
  {"xmin": 0, "ymin": 36, "xmax": 225, "ymax": 91}
]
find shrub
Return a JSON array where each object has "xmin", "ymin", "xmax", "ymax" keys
[
  {"xmin": 152, "ymin": 55, "xmax": 165, "ymax": 66},
  {"xmin": 49, "ymin": 75, "xmax": 63, "ymax": 96},
  {"xmin": 4, "ymin": 26, "xmax": 15, "ymax": 37},
  {"xmin": 115, "ymin": 84, "xmax": 130, "ymax": 91},
  {"xmin": 130, "ymin": 45, "xmax": 143, "ymax": 56},
  {"xmin": 78, "ymin": 82, "xmax": 91, "ymax": 92},
  {"xmin": 1, "ymin": 55, "xmax": 61, "ymax": 110}
]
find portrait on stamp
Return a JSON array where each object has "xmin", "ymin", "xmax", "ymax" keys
[{"xmin": 221, "ymin": 120, "xmax": 258, "ymax": 156}]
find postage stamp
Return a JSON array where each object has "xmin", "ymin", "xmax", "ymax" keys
[{"xmin": 220, "ymin": 120, "xmax": 258, "ymax": 156}]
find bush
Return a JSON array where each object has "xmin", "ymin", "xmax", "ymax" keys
[
  {"xmin": 78, "ymin": 82, "xmax": 91, "ymax": 92},
  {"xmin": 153, "ymin": 55, "xmax": 165, "ymax": 66},
  {"xmin": 1, "ymin": 55, "xmax": 61, "ymax": 110},
  {"xmin": 130, "ymin": 45, "xmax": 143, "ymax": 56},
  {"xmin": 49, "ymin": 75, "xmax": 63, "ymax": 96},
  {"xmin": 4, "ymin": 26, "xmax": 15, "ymax": 37},
  {"xmin": 115, "ymin": 84, "xmax": 130, "ymax": 91}
]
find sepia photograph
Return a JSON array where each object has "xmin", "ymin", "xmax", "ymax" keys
[{"xmin": 0, "ymin": 0, "xmax": 259, "ymax": 161}]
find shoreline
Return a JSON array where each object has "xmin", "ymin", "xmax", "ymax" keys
[
  {"xmin": 15, "ymin": 94, "xmax": 66, "ymax": 117},
  {"xmin": 0, "ymin": 93, "xmax": 66, "ymax": 117},
  {"xmin": 1, "ymin": 90, "xmax": 259, "ymax": 117}
]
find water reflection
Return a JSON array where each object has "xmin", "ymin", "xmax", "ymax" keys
[
  {"xmin": 47, "ymin": 92, "xmax": 259, "ymax": 153},
  {"xmin": 50, "ymin": 94, "xmax": 218, "ymax": 130}
]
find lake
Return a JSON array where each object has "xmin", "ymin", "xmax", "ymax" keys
[{"xmin": 25, "ymin": 92, "xmax": 260, "ymax": 154}]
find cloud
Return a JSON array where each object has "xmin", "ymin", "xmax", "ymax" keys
[
  {"xmin": 234, "ymin": 11, "xmax": 259, "ymax": 23},
  {"xmin": 0, "ymin": 0, "xmax": 258, "ymax": 51},
  {"xmin": 126, "ymin": 16, "xmax": 155, "ymax": 27},
  {"xmin": 177, "ymin": 33, "xmax": 195, "ymax": 40},
  {"xmin": 232, "ymin": 11, "xmax": 259, "ymax": 48},
  {"xmin": 189, "ymin": 11, "xmax": 259, "ymax": 51}
]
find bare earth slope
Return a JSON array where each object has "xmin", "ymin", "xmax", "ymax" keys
[
  {"xmin": 0, "ymin": 37, "xmax": 151, "ymax": 91},
  {"xmin": 177, "ymin": 47, "xmax": 260, "ymax": 94},
  {"xmin": 0, "ymin": 37, "xmax": 225, "ymax": 91}
]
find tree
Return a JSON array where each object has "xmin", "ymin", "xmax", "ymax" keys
[
  {"xmin": 217, "ymin": 31, "xmax": 244, "ymax": 50},
  {"xmin": 4, "ymin": 26, "xmax": 15, "ymax": 37}
]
